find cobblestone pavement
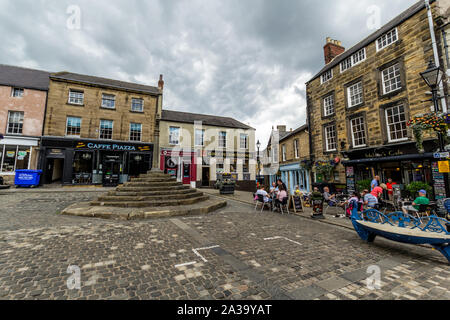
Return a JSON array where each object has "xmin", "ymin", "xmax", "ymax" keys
[{"xmin": 0, "ymin": 192, "xmax": 449, "ymax": 300}]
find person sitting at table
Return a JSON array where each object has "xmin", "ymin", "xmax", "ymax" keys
[
  {"xmin": 277, "ymin": 179, "xmax": 287, "ymax": 193},
  {"xmin": 323, "ymin": 186, "xmax": 337, "ymax": 206},
  {"xmin": 294, "ymin": 185, "xmax": 302, "ymax": 196},
  {"xmin": 371, "ymin": 185, "xmax": 384, "ymax": 199},
  {"xmin": 362, "ymin": 189, "xmax": 378, "ymax": 209},
  {"xmin": 274, "ymin": 185, "xmax": 288, "ymax": 212},
  {"xmin": 344, "ymin": 192, "xmax": 361, "ymax": 217},
  {"xmin": 269, "ymin": 182, "xmax": 278, "ymax": 195},
  {"xmin": 402, "ymin": 190, "xmax": 430, "ymax": 215},
  {"xmin": 255, "ymin": 185, "xmax": 271, "ymax": 204}
]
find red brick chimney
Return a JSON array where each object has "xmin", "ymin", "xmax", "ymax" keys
[
  {"xmin": 324, "ymin": 37, "xmax": 345, "ymax": 65},
  {"xmin": 158, "ymin": 74, "xmax": 164, "ymax": 90}
]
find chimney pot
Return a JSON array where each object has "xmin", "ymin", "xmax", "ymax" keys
[
  {"xmin": 323, "ymin": 38, "xmax": 345, "ymax": 65},
  {"xmin": 158, "ymin": 74, "xmax": 164, "ymax": 90}
]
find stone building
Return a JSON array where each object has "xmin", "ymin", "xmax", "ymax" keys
[
  {"xmin": 40, "ymin": 72, "xmax": 163, "ymax": 186},
  {"xmin": 278, "ymin": 125, "xmax": 311, "ymax": 194},
  {"xmin": 159, "ymin": 110, "xmax": 256, "ymax": 191},
  {"xmin": 0, "ymin": 65, "xmax": 49, "ymax": 184},
  {"xmin": 306, "ymin": 0, "xmax": 449, "ymax": 198}
]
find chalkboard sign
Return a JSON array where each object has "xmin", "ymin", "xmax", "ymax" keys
[{"xmin": 290, "ymin": 195, "xmax": 303, "ymax": 213}]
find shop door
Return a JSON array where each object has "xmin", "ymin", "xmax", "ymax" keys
[
  {"xmin": 164, "ymin": 156, "xmax": 178, "ymax": 178},
  {"xmin": 129, "ymin": 153, "xmax": 151, "ymax": 178},
  {"xmin": 45, "ymin": 158, "xmax": 65, "ymax": 184},
  {"xmin": 202, "ymin": 167, "xmax": 210, "ymax": 187},
  {"xmin": 103, "ymin": 160, "xmax": 121, "ymax": 187},
  {"xmin": 182, "ymin": 163, "xmax": 191, "ymax": 185}
]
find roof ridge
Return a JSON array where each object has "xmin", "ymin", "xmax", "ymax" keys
[{"xmin": 0, "ymin": 63, "xmax": 51, "ymax": 74}]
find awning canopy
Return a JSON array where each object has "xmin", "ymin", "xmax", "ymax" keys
[{"xmin": 342, "ymin": 153, "xmax": 434, "ymax": 165}]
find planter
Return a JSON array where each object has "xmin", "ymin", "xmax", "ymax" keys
[{"xmin": 220, "ymin": 184, "xmax": 235, "ymax": 195}]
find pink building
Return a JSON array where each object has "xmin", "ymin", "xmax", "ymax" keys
[{"xmin": 0, "ymin": 65, "xmax": 49, "ymax": 184}]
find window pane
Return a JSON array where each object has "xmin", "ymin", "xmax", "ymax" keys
[
  {"xmin": 66, "ymin": 117, "xmax": 81, "ymax": 136},
  {"xmin": 2, "ymin": 145, "xmax": 17, "ymax": 172},
  {"xmin": 16, "ymin": 146, "xmax": 30, "ymax": 170},
  {"xmin": 7, "ymin": 111, "xmax": 24, "ymax": 134},
  {"xmin": 100, "ymin": 120, "xmax": 113, "ymax": 140},
  {"xmin": 130, "ymin": 123, "xmax": 142, "ymax": 141},
  {"xmin": 131, "ymin": 98, "xmax": 144, "ymax": 112},
  {"xmin": 386, "ymin": 105, "xmax": 407, "ymax": 142},
  {"xmin": 169, "ymin": 127, "xmax": 180, "ymax": 145},
  {"xmin": 102, "ymin": 94, "xmax": 116, "ymax": 109},
  {"xmin": 69, "ymin": 91, "xmax": 84, "ymax": 104}
]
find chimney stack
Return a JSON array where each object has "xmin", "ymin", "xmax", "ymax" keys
[
  {"xmin": 324, "ymin": 38, "xmax": 345, "ymax": 65},
  {"xmin": 277, "ymin": 125, "xmax": 287, "ymax": 132},
  {"xmin": 158, "ymin": 74, "xmax": 164, "ymax": 90}
]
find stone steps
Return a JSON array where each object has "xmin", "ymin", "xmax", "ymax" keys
[
  {"xmin": 61, "ymin": 198, "xmax": 227, "ymax": 220},
  {"xmin": 90, "ymin": 195, "xmax": 209, "ymax": 208},
  {"xmin": 116, "ymin": 185, "xmax": 191, "ymax": 192},
  {"xmin": 97, "ymin": 191, "xmax": 204, "ymax": 202},
  {"xmin": 107, "ymin": 188, "xmax": 198, "ymax": 197},
  {"xmin": 130, "ymin": 177, "xmax": 177, "ymax": 183},
  {"xmin": 123, "ymin": 181, "xmax": 183, "ymax": 187}
]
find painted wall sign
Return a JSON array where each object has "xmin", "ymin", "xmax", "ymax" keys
[{"xmin": 75, "ymin": 141, "xmax": 152, "ymax": 152}]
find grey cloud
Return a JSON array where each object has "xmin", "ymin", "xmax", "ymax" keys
[{"xmin": 0, "ymin": 0, "xmax": 414, "ymax": 146}]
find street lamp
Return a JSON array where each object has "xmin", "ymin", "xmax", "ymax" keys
[
  {"xmin": 420, "ymin": 60, "xmax": 446, "ymax": 152},
  {"xmin": 256, "ymin": 140, "xmax": 261, "ymax": 185}
]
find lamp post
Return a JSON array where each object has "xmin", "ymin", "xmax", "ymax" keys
[
  {"xmin": 420, "ymin": 60, "xmax": 446, "ymax": 152},
  {"xmin": 256, "ymin": 140, "xmax": 261, "ymax": 187}
]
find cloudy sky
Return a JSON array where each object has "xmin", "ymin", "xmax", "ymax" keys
[{"xmin": 0, "ymin": 0, "xmax": 415, "ymax": 146}]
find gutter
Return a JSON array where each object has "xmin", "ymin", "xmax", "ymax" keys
[{"xmin": 425, "ymin": 0, "xmax": 448, "ymax": 112}]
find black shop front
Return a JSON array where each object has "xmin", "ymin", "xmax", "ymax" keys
[
  {"xmin": 39, "ymin": 137, "xmax": 153, "ymax": 187},
  {"xmin": 342, "ymin": 141, "xmax": 448, "ymax": 200}
]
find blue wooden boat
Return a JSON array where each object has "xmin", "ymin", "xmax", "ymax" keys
[{"xmin": 350, "ymin": 203, "xmax": 450, "ymax": 264}]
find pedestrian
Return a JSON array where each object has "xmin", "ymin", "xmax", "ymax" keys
[
  {"xmin": 386, "ymin": 178, "xmax": 397, "ymax": 201},
  {"xmin": 371, "ymin": 175, "xmax": 380, "ymax": 191}
]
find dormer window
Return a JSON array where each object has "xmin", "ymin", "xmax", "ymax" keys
[
  {"xmin": 12, "ymin": 88, "xmax": 24, "ymax": 98},
  {"xmin": 321, "ymin": 70, "xmax": 333, "ymax": 84}
]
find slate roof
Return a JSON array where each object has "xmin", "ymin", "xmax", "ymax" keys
[
  {"xmin": 279, "ymin": 124, "xmax": 308, "ymax": 142},
  {"xmin": 50, "ymin": 72, "xmax": 161, "ymax": 95},
  {"xmin": 161, "ymin": 110, "xmax": 254, "ymax": 130},
  {"xmin": 0, "ymin": 64, "xmax": 50, "ymax": 91},
  {"xmin": 308, "ymin": 0, "xmax": 428, "ymax": 83}
]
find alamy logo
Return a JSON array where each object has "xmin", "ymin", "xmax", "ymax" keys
[
  {"xmin": 67, "ymin": 265, "xmax": 81, "ymax": 290},
  {"xmin": 366, "ymin": 265, "xmax": 381, "ymax": 290},
  {"xmin": 366, "ymin": 5, "xmax": 381, "ymax": 31},
  {"xmin": 66, "ymin": 5, "xmax": 81, "ymax": 30}
]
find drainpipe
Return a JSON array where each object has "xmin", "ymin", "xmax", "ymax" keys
[{"xmin": 425, "ymin": 0, "xmax": 447, "ymax": 112}]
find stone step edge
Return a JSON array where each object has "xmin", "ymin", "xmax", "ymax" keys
[
  {"xmin": 61, "ymin": 200, "xmax": 227, "ymax": 220},
  {"xmin": 89, "ymin": 195, "xmax": 210, "ymax": 207},
  {"xmin": 97, "ymin": 191, "xmax": 204, "ymax": 201}
]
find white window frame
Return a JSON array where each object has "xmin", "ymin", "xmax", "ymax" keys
[
  {"xmin": 272, "ymin": 145, "xmax": 278, "ymax": 163},
  {"xmin": 385, "ymin": 104, "xmax": 408, "ymax": 143},
  {"xmin": 347, "ymin": 81, "xmax": 363, "ymax": 108},
  {"xmin": 324, "ymin": 124, "xmax": 337, "ymax": 152},
  {"xmin": 66, "ymin": 117, "xmax": 82, "ymax": 137},
  {"xmin": 131, "ymin": 98, "xmax": 144, "ymax": 112},
  {"xmin": 101, "ymin": 94, "xmax": 116, "ymax": 109},
  {"xmin": 350, "ymin": 116, "xmax": 367, "ymax": 148},
  {"xmin": 376, "ymin": 28, "xmax": 398, "ymax": 52},
  {"xmin": 382, "ymin": 63, "xmax": 402, "ymax": 95},
  {"xmin": 321, "ymin": 69, "xmax": 333, "ymax": 84},
  {"xmin": 282, "ymin": 145, "xmax": 286, "ymax": 162},
  {"xmin": 240, "ymin": 133, "xmax": 249, "ymax": 149},
  {"xmin": 129, "ymin": 123, "xmax": 142, "ymax": 142},
  {"xmin": 219, "ymin": 131, "xmax": 227, "ymax": 148},
  {"xmin": 323, "ymin": 94, "xmax": 335, "ymax": 116},
  {"xmin": 6, "ymin": 111, "xmax": 24, "ymax": 135},
  {"xmin": 99, "ymin": 120, "xmax": 114, "ymax": 140},
  {"xmin": 294, "ymin": 139, "xmax": 299, "ymax": 159},
  {"xmin": 169, "ymin": 127, "xmax": 180, "ymax": 145},
  {"xmin": 68, "ymin": 90, "xmax": 84, "ymax": 105},
  {"xmin": 12, "ymin": 88, "xmax": 24, "ymax": 98},
  {"xmin": 340, "ymin": 48, "xmax": 366, "ymax": 73},
  {"xmin": 195, "ymin": 129, "xmax": 205, "ymax": 147}
]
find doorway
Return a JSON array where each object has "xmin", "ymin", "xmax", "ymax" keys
[
  {"xmin": 182, "ymin": 162, "xmax": 191, "ymax": 185},
  {"xmin": 102, "ymin": 155, "xmax": 121, "ymax": 187},
  {"xmin": 45, "ymin": 158, "xmax": 64, "ymax": 184},
  {"xmin": 202, "ymin": 167, "xmax": 210, "ymax": 187}
]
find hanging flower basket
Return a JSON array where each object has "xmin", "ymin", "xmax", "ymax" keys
[
  {"xmin": 407, "ymin": 113, "xmax": 449, "ymax": 152},
  {"xmin": 314, "ymin": 160, "xmax": 336, "ymax": 181},
  {"xmin": 300, "ymin": 160, "xmax": 313, "ymax": 171}
]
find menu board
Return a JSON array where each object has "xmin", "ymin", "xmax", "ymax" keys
[
  {"xmin": 290, "ymin": 195, "xmax": 303, "ymax": 213},
  {"xmin": 432, "ymin": 162, "xmax": 447, "ymax": 200},
  {"xmin": 346, "ymin": 166, "xmax": 356, "ymax": 194}
]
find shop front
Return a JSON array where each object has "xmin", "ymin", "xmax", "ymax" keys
[
  {"xmin": 160, "ymin": 149, "xmax": 197, "ymax": 186},
  {"xmin": 280, "ymin": 163, "xmax": 311, "ymax": 194},
  {"xmin": 342, "ymin": 142, "xmax": 449, "ymax": 200},
  {"xmin": 0, "ymin": 136, "xmax": 39, "ymax": 184},
  {"xmin": 39, "ymin": 137, "xmax": 153, "ymax": 187}
]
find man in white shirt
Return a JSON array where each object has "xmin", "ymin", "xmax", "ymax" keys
[{"xmin": 256, "ymin": 186, "xmax": 270, "ymax": 203}]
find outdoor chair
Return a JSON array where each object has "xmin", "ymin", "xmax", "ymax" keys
[
  {"xmin": 279, "ymin": 197, "xmax": 289, "ymax": 215},
  {"xmin": 254, "ymin": 194, "xmax": 271, "ymax": 213}
]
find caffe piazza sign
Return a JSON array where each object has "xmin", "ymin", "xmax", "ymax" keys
[{"xmin": 75, "ymin": 141, "xmax": 151, "ymax": 152}]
